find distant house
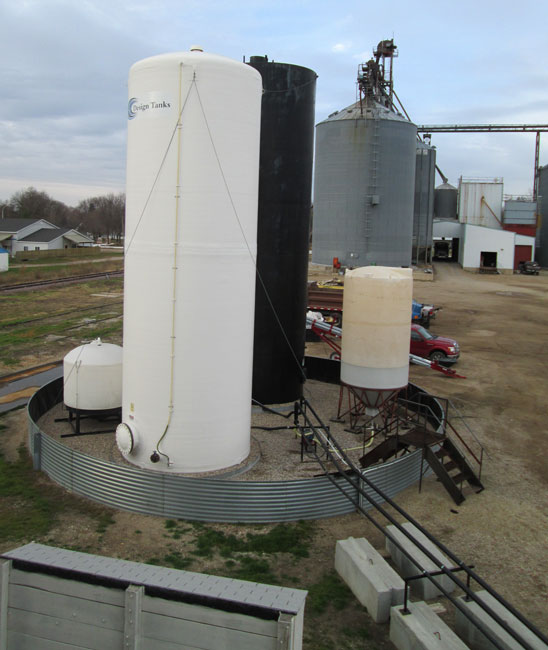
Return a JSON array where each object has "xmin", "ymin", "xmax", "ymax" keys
[
  {"xmin": 0, "ymin": 246, "xmax": 8, "ymax": 272},
  {"xmin": 0, "ymin": 218, "xmax": 93, "ymax": 255}
]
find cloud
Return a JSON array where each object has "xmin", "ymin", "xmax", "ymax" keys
[
  {"xmin": 332, "ymin": 42, "xmax": 352, "ymax": 53},
  {"xmin": 1, "ymin": 0, "xmax": 547, "ymax": 204}
]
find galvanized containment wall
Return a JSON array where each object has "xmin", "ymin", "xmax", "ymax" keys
[
  {"xmin": 28, "ymin": 378, "xmax": 440, "ymax": 523},
  {"xmin": 413, "ymin": 142, "xmax": 436, "ymax": 263},
  {"xmin": 248, "ymin": 57, "xmax": 316, "ymax": 405},
  {"xmin": 312, "ymin": 101, "xmax": 417, "ymax": 268},
  {"xmin": 2, "ymin": 544, "xmax": 306, "ymax": 650}
]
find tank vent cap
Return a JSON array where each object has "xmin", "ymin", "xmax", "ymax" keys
[{"xmin": 190, "ymin": 45, "xmax": 204, "ymax": 52}]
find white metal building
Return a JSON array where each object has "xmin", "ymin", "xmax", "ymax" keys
[
  {"xmin": 458, "ymin": 178, "xmax": 503, "ymax": 228},
  {"xmin": 433, "ymin": 220, "xmax": 535, "ymax": 273}
]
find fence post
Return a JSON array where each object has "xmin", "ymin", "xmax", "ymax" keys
[
  {"xmin": 31, "ymin": 430, "xmax": 41, "ymax": 470},
  {"xmin": 124, "ymin": 584, "xmax": 144, "ymax": 649},
  {"xmin": 0, "ymin": 560, "xmax": 11, "ymax": 650}
]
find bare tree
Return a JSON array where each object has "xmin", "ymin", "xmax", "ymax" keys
[
  {"xmin": 77, "ymin": 193, "xmax": 125, "ymax": 243},
  {"xmin": 9, "ymin": 187, "xmax": 56, "ymax": 220}
]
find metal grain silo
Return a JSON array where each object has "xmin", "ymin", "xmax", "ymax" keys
[
  {"xmin": 434, "ymin": 182, "xmax": 458, "ymax": 220},
  {"xmin": 247, "ymin": 56, "xmax": 316, "ymax": 405},
  {"xmin": 311, "ymin": 100, "xmax": 417, "ymax": 268},
  {"xmin": 413, "ymin": 141, "xmax": 436, "ymax": 263},
  {"xmin": 118, "ymin": 49, "xmax": 262, "ymax": 473}
]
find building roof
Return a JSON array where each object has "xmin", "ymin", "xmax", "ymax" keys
[
  {"xmin": 0, "ymin": 218, "xmax": 58, "ymax": 234},
  {"xmin": 0, "ymin": 218, "xmax": 42, "ymax": 233},
  {"xmin": 18, "ymin": 227, "xmax": 71, "ymax": 243},
  {"xmin": 18, "ymin": 227, "xmax": 94, "ymax": 245}
]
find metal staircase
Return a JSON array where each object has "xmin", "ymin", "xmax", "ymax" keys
[
  {"xmin": 424, "ymin": 440, "xmax": 484, "ymax": 505},
  {"xmin": 357, "ymin": 393, "xmax": 485, "ymax": 506}
]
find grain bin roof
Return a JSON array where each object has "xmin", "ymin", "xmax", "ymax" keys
[{"xmin": 320, "ymin": 100, "xmax": 412, "ymax": 124}]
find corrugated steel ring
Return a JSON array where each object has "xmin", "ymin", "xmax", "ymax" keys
[{"xmin": 27, "ymin": 377, "xmax": 442, "ymax": 523}]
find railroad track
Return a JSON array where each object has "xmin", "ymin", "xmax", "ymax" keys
[
  {"xmin": 0, "ymin": 270, "xmax": 123, "ymax": 293},
  {"xmin": 0, "ymin": 360, "xmax": 63, "ymax": 386}
]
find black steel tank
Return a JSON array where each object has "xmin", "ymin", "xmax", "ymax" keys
[{"xmin": 247, "ymin": 56, "xmax": 316, "ymax": 404}]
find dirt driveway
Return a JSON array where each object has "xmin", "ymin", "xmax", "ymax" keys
[
  {"xmin": 306, "ymin": 262, "xmax": 548, "ymax": 633},
  {"xmin": 1, "ymin": 261, "xmax": 547, "ymax": 647},
  {"xmin": 396, "ymin": 262, "xmax": 548, "ymax": 631}
]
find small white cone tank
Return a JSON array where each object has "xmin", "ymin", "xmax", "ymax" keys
[
  {"xmin": 341, "ymin": 267, "xmax": 412, "ymax": 409},
  {"xmin": 64, "ymin": 339, "xmax": 123, "ymax": 411},
  {"xmin": 120, "ymin": 48, "xmax": 262, "ymax": 473}
]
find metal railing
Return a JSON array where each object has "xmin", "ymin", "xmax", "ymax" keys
[{"xmin": 294, "ymin": 396, "xmax": 548, "ymax": 650}]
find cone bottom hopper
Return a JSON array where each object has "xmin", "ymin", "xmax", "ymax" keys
[{"xmin": 340, "ymin": 266, "xmax": 413, "ymax": 416}]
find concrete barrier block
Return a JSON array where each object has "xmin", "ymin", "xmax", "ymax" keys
[
  {"xmin": 385, "ymin": 523, "xmax": 457, "ymax": 600},
  {"xmin": 335, "ymin": 537, "xmax": 404, "ymax": 623},
  {"xmin": 390, "ymin": 600, "xmax": 469, "ymax": 650},
  {"xmin": 455, "ymin": 590, "xmax": 548, "ymax": 650}
]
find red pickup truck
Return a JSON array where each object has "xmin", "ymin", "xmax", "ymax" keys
[{"xmin": 410, "ymin": 324, "xmax": 460, "ymax": 363}]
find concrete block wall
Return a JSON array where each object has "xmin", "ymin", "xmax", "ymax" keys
[
  {"xmin": 390, "ymin": 601, "xmax": 469, "ymax": 650},
  {"xmin": 385, "ymin": 522, "xmax": 457, "ymax": 600},
  {"xmin": 335, "ymin": 537, "xmax": 404, "ymax": 623},
  {"xmin": 455, "ymin": 590, "xmax": 548, "ymax": 650}
]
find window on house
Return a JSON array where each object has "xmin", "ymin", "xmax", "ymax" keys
[{"xmin": 23, "ymin": 246, "xmax": 28, "ymax": 251}]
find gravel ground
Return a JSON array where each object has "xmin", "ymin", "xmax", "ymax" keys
[{"xmin": 37, "ymin": 378, "xmax": 377, "ymax": 480}]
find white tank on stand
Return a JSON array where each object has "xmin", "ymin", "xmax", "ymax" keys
[
  {"xmin": 64, "ymin": 338, "xmax": 123, "ymax": 411},
  {"xmin": 341, "ymin": 266, "xmax": 412, "ymax": 414},
  {"xmin": 117, "ymin": 48, "xmax": 262, "ymax": 473}
]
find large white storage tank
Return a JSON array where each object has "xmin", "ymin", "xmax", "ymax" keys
[
  {"xmin": 341, "ymin": 266, "xmax": 412, "ymax": 410},
  {"xmin": 119, "ymin": 49, "xmax": 262, "ymax": 473}
]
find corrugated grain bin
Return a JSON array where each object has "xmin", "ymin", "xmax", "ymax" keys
[
  {"xmin": 312, "ymin": 101, "xmax": 417, "ymax": 268},
  {"xmin": 434, "ymin": 182, "xmax": 458, "ymax": 220},
  {"xmin": 413, "ymin": 142, "xmax": 436, "ymax": 263}
]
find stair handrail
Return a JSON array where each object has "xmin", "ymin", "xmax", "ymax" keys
[
  {"xmin": 447, "ymin": 398, "xmax": 490, "ymax": 459},
  {"xmin": 413, "ymin": 392, "xmax": 485, "ymax": 480},
  {"xmin": 295, "ymin": 396, "xmax": 548, "ymax": 650}
]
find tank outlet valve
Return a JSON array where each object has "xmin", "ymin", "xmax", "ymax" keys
[
  {"xmin": 150, "ymin": 451, "xmax": 161, "ymax": 463},
  {"xmin": 116, "ymin": 422, "xmax": 137, "ymax": 454}
]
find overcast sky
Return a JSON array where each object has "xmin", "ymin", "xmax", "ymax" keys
[{"xmin": 1, "ymin": 0, "xmax": 547, "ymax": 206}]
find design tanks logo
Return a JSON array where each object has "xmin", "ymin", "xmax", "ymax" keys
[{"xmin": 128, "ymin": 97, "xmax": 172, "ymax": 120}]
